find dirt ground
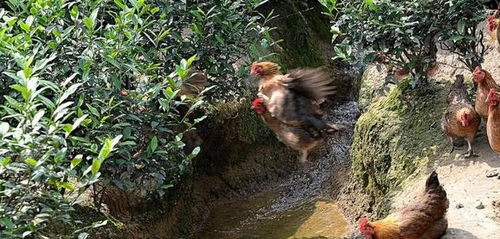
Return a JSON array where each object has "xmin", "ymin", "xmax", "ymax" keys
[{"xmin": 391, "ymin": 131, "xmax": 500, "ymax": 239}]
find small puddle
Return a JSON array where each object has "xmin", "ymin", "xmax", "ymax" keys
[{"xmin": 196, "ymin": 191, "xmax": 349, "ymax": 239}]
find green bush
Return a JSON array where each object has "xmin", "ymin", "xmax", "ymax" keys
[
  {"xmin": 0, "ymin": 0, "xmax": 272, "ymax": 237},
  {"xmin": 331, "ymin": 0, "xmax": 487, "ymax": 85}
]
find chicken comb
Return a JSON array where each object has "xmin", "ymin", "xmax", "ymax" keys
[
  {"xmin": 488, "ymin": 88, "xmax": 500, "ymax": 98},
  {"xmin": 359, "ymin": 217, "xmax": 369, "ymax": 229},
  {"xmin": 473, "ymin": 66, "xmax": 482, "ymax": 73}
]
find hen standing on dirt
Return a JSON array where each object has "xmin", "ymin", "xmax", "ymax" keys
[
  {"xmin": 359, "ymin": 171, "xmax": 449, "ymax": 239},
  {"xmin": 486, "ymin": 89, "xmax": 500, "ymax": 152},
  {"xmin": 441, "ymin": 75, "xmax": 481, "ymax": 157},
  {"xmin": 473, "ymin": 66, "xmax": 500, "ymax": 119},
  {"xmin": 250, "ymin": 61, "xmax": 342, "ymax": 163}
]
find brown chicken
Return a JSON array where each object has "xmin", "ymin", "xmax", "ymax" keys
[
  {"xmin": 252, "ymin": 97, "xmax": 321, "ymax": 163},
  {"xmin": 487, "ymin": 89, "xmax": 500, "ymax": 152},
  {"xmin": 359, "ymin": 171, "xmax": 449, "ymax": 239},
  {"xmin": 180, "ymin": 69, "xmax": 208, "ymax": 96},
  {"xmin": 473, "ymin": 66, "xmax": 500, "ymax": 118},
  {"xmin": 250, "ymin": 62, "xmax": 342, "ymax": 162},
  {"xmin": 441, "ymin": 75, "xmax": 481, "ymax": 157},
  {"xmin": 487, "ymin": 6, "xmax": 500, "ymax": 47}
]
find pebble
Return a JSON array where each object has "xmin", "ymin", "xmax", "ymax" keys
[
  {"xmin": 455, "ymin": 203, "xmax": 464, "ymax": 209},
  {"xmin": 476, "ymin": 201, "xmax": 485, "ymax": 209},
  {"xmin": 486, "ymin": 169, "xmax": 499, "ymax": 178}
]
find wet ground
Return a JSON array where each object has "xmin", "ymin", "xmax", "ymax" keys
[
  {"xmin": 195, "ymin": 101, "xmax": 361, "ymax": 239},
  {"xmin": 197, "ymin": 190, "xmax": 349, "ymax": 239}
]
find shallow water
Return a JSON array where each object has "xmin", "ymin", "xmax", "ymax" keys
[
  {"xmin": 197, "ymin": 190, "xmax": 349, "ymax": 239},
  {"xmin": 196, "ymin": 101, "xmax": 360, "ymax": 239}
]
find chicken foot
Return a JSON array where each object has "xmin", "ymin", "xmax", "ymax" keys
[
  {"xmin": 326, "ymin": 123, "xmax": 346, "ymax": 134},
  {"xmin": 462, "ymin": 139, "xmax": 478, "ymax": 158}
]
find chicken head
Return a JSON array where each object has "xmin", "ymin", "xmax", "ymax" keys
[
  {"xmin": 251, "ymin": 97, "xmax": 266, "ymax": 115},
  {"xmin": 473, "ymin": 66, "xmax": 486, "ymax": 83},
  {"xmin": 250, "ymin": 61, "xmax": 281, "ymax": 77},
  {"xmin": 359, "ymin": 217, "xmax": 375, "ymax": 238},
  {"xmin": 488, "ymin": 88, "xmax": 500, "ymax": 106}
]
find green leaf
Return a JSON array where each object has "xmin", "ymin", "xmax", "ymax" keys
[
  {"xmin": 25, "ymin": 157, "xmax": 37, "ymax": 167},
  {"xmin": 83, "ymin": 17, "xmax": 94, "ymax": 32},
  {"xmin": 54, "ymin": 148, "xmax": 67, "ymax": 164},
  {"xmin": 58, "ymin": 83, "xmax": 82, "ymax": 104},
  {"xmin": 97, "ymin": 135, "xmax": 122, "ymax": 161},
  {"xmin": 0, "ymin": 122, "xmax": 9, "ymax": 136},
  {"xmin": 10, "ymin": 85, "xmax": 30, "ymax": 102},
  {"xmin": 157, "ymin": 28, "xmax": 171, "ymax": 41},
  {"xmin": 71, "ymin": 155, "xmax": 83, "ymax": 169},
  {"xmin": 67, "ymin": 114, "xmax": 88, "ymax": 137},
  {"xmin": 53, "ymin": 101, "xmax": 74, "ymax": 122},
  {"xmin": 63, "ymin": 124, "xmax": 73, "ymax": 133},
  {"xmin": 57, "ymin": 181, "xmax": 75, "ymax": 191},
  {"xmin": 114, "ymin": 0, "xmax": 127, "ymax": 10},
  {"xmin": 91, "ymin": 158, "xmax": 102, "ymax": 175},
  {"xmin": 161, "ymin": 184, "xmax": 173, "ymax": 190},
  {"xmin": 22, "ymin": 231, "xmax": 32, "ymax": 238},
  {"xmin": 330, "ymin": 26, "xmax": 341, "ymax": 35},
  {"xmin": 31, "ymin": 110, "xmax": 45, "ymax": 128},
  {"xmin": 188, "ymin": 146, "xmax": 200, "ymax": 160},
  {"xmin": 0, "ymin": 156, "xmax": 11, "ymax": 167},
  {"xmin": 457, "ymin": 19, "xmax": 465, "ymax": 35},
  {"xmin": 78, "ymin": 233, "xmax": 90, "ymax": 239},
  {"xmin": 186, "ymin": 55, "xmax": 197, "ymax": 68},
  {"xmin": 92, "ymin": 220, "xmax": 108, "ymax": 228},
  {"xmin": 39, "ymin": 95, "xmax": 56, "ymax": 109},
  {"xmin": 33, "ymin": 53, "xmax": 57, "ymax": 73},
  {"xmin": 86, "ymin": 104, "xmax": 100, "ymax": 118},
  {"xmin": 70, "ymin": 6, "xmax": 79, "ymax": 20},
  {"xmin": 149, "ymin": 136, "xmax": 158, "ymax": 152}
]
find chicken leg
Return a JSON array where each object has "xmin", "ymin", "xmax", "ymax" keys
[
  {"xmin": 463, "ymin": 139, "xmax": 478, "ymax": 158},
  {"xmin": 448, "ymin": 137, "xmax": 455, "ymax": 154},
  {"xmin": 299, "ymin": 150, "xmax": 308, "ymax": 163}
]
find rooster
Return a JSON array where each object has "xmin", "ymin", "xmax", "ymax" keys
[
  {"xmin": 486, "ymin": 89, "xmax": 500, "ymax": 152},
  {"xmin": 441, "ymin": 75, "xmax": 481, "ymax": 157},
  {"xmin": 359, "ymin": 171, "xmax": 449, "ymax": 239},
  {"xmin": 250, "ymin": 62, "xmax": 342, "ymax": 162},
  {"xmin": 473, "ymin": 66, "xmax": 500, "ymax": 119}
]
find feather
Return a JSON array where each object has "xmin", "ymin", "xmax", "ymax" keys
[{"xmin": 281, "ymin": 67, "xmax": 337, "ymax": 103}]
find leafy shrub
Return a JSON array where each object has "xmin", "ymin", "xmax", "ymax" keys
[
  {"xmin": 0, "ymin": 53, "xmax": 121, "ymax": 237},
  {"xmin": 331, "ymin": 0, "xmax": 487, "ymax": 85},
  {"xmin": 0, "ymin": 0, "xmax": 272, "ymax": 237},
  {"xmin": 438, "ymin": 1, "xmax": 489, "ymax": 71}
]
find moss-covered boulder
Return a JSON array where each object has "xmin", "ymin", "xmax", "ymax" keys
[{"xmin": 348, "ymin": 79, "xmax": 448, "ymax": 216}]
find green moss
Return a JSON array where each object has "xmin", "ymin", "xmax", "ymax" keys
[
  {"xmin": 210, "ymin": 99, "xmax": 274, "ymax": 145},
  {"xmin": 264, "ymin": 1, "xmax": 328, "ymax": 70},
  {"xmin": 350, "ymin": 79, "xmax": 448, "ymax": 215}
]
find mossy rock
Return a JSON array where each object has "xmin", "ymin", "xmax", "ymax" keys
[{"xmin": 350, "ymin": 79, "xmax": 448, "ymax": 215}]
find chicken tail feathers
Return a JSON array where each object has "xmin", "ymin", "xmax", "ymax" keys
[
  {"xmin": 425, "ymin": 171, "xmax": 441, "ymax": 191},
  {"xmin": 447, "ymin": 74, "xmax": 471, "ymax": 104}
]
